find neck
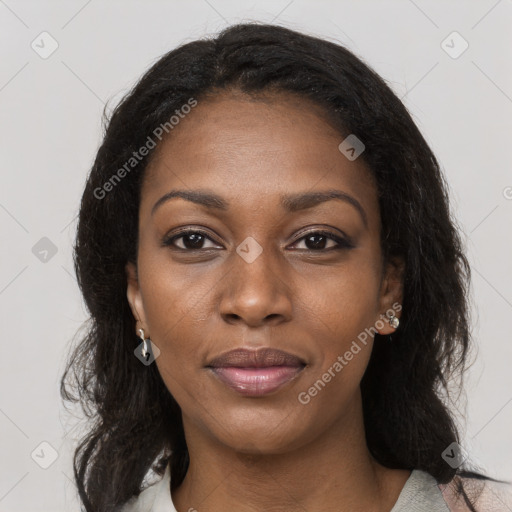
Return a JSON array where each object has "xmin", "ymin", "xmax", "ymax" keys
[{"xmin": 171, "ymin": 392, "xmax": 410, "ymax": 512}]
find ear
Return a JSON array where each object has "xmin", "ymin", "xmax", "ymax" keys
[
  {"xmin": 125, "ymin": 261, "xmax": 148, "ymax": 332},
  {"xmin": 376, "ymin": 256, "xmax": 404, "ymax": 335}
]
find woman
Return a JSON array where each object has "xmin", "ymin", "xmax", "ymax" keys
[{"xmin": 61, "ymin": 22, "xmax": 511, "ymax": 512}]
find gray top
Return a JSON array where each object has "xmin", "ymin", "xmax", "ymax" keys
[
  {"xmin": 121, "ymin": 464, "xmax": 454, "ymax": 512},
  {"xmin": 390, "ymin": 469, "xmax": 450, "ymax": 512}
]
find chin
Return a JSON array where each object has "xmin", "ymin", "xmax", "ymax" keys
[{"xmin": 210, "ymin": 416, "xmax": 308, "ymax": 456}]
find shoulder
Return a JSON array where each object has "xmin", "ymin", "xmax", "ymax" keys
[
  {"xmin": 119, "ymin": 485, "xmax": 159, "ymax": 512},
  {"xmin": 439, "ymin": 473, "xmax": 512, "ymax": 512},
  {"xmin": 391, "ymin": 470, "xmax": 451, "ymax": 511},
  {"xmin": 393, "ymin": 469, "xmax": 512, "ymax": 512},
  {"xmin": 118, "ymin": 463, "xmax": 173, "ymax": 512}
]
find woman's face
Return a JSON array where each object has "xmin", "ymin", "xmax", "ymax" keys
[{"xmin": 126, "ymin": 91, "xmax": 403, "ymax": 454}]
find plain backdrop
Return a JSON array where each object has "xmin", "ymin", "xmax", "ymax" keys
[{"xmin": 0, "ymin": 1, "xmax": 511, "ymax": 510}]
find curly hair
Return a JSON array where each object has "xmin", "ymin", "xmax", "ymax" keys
[{"xmin": 60, "ymin": 21, "xmax": 504, "ymax": 512}]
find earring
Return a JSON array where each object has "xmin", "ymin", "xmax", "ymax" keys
[
  {"xmin": 387, "ymin": 312, "xmax": 400, "ymax": 329},
  {"xmin": 138, "ymin": 328, "xmax": 150, "ymax": 359}
]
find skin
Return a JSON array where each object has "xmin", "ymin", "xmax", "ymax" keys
[{"xmin": 126, "ymin": 90, "xmax": 409, "ymax": 512}]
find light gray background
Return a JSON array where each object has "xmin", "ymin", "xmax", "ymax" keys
[{"xmin": 1, "ymin": 1, "xmax": 511, "ymax": 510}]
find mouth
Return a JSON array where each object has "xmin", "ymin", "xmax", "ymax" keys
[{"xmin": 206, "ymin": 347, "xmax": 307, "ymax": 397}]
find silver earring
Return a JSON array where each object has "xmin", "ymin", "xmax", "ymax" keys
[
  {"xmin": 387, "ymin": 312, "xmax": 400, "ymax": 329},
  {"xmin": 138, "ymin": 328, "xmax": 150, "ymax": 359}
]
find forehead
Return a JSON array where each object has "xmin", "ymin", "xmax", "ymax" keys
[{"xmin": 141, "ymin": 91, "xmax": 378, "ymax": 224}]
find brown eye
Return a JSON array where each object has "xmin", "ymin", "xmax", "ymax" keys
[
  {"xmin": 162, "ymin": 228, "xmax": 354, "ymax": 252},
  {"xmin": 162, "ymin": 230, "xmax": 221, "ymax": 250},
  {"xmin": 289, "ymin": 230, "xmax": 354, "ymax": 251}
]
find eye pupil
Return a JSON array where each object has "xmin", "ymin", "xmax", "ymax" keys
[
  {"xmin": 183, "ymin": 233, "xmax": 204, "ymax": 249},
  {"xmin": 306, "ymin": 234, "xmax": 327, "ymax": 250}
]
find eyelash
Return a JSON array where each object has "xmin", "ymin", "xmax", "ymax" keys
[{"xmin": 161, "ymin": 228, "xmax": 354, "ymax": 252}]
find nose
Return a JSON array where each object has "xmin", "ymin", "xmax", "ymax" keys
[{"xmin": 218, "ymin": 245, "xmax": 293, "ymax": 327}]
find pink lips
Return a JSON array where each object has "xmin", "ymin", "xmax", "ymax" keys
[{"xmin": 206, "ymin": 347, "xmax": 306, "ymax": 397}]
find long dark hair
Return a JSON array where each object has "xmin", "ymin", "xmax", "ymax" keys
[{"xmin": 61, "ymin": 22, "xmax": 503, "ymax": 511}]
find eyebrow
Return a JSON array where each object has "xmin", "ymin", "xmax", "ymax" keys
[{"xmin": 151, "ymin": 188, "xmax": 368, "ymax": 227}]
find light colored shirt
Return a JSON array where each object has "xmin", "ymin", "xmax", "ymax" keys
[{"xmin": 120, "ymin": 462, "xmax": 512, "ymax": 512}]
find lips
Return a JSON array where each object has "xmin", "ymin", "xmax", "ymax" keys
[
  {"xmin": 206, "ymin": 348, "xmax": 306, "ymax": 396},
  {"xmin": 206, "ymin": 347, "xmax": 306, "ymax": 369}
]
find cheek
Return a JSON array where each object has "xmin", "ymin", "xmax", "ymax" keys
[
  {"xmin": 138, "ymin": 250, "xmax": 215, "ymax": 332},
  {"xmin": 137, "ymin": 271, "xmax": 213, "ymax": 400},
  {"xmin": 303, "ymin": 258, "xmax": 381, "ymax": 332},
  {"xmin": 300, "ymin": 259, "xmax": 381, "ymax": 376},
  {"xmin": 297, "ymin": 293, "xmax": 376, "ymax": 413}
]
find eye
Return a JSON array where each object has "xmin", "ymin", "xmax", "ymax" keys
[
  {"xmin": 289, "ymin": 230, "xmax": 354, "ymax": 251},
  {"xmin": 162, "ymin": 228, "xmax": 354, "ymax": 252},
  {"xmin": 162, "ymin": 229, "xmax": 222, "ymax": 251}
]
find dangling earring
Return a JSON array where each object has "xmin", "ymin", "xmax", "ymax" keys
[
  {"xmin": 386, "ymin": 312, "xmax": 400, "ymax": 329},
  {"xmin": 138, "ymin": 328, "xmax": 150, "ymax": 359}
]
